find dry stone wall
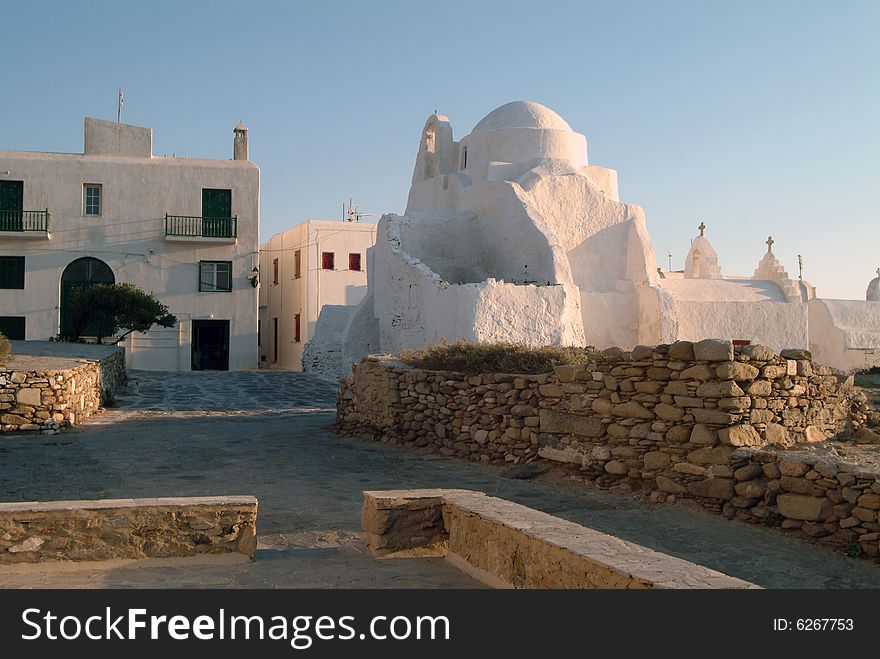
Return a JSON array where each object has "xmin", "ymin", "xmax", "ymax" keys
[
  {"xmin": 0, "ymin": 348, "xmax": 126, "ymax": 434},
  {"xmin": 0, "ymin": 496, "xmax": 258, "ymax": 563},
  {"xmin": 338, "ymin": 340, "xmax": 880, "ymax": 559}
]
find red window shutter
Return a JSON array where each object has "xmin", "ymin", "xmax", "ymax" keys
[
  {"xmin": 349, "ymin": 253, "xmax": 361, "ymax": 271},
  {"xmin": 294, "ymin": 313, "xmax": 301, "ymax": 342},
  {"xmin": 322, "ymin": 252, "xmax": 335, "ymax": 270}
]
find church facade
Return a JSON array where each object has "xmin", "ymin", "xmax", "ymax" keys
[{"xmin": 303, "ymin": 101, "xmax": 879, "ymax": 376}]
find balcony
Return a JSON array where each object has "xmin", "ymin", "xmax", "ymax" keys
[
  {"xmin": 0, "ymin": 209, "xmax": 50, "ymax": 239},
  {"xmin": 164, "ymin": 214, "xmax": 237, "ymax": 244}
]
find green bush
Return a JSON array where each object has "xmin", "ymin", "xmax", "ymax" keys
[
  {"xmin": 0, "ymin": 332, "xmax": 10, "ymax": 364},
  {"xmin": 398, "ymin": 339, "xmax": 597, "ymax": 375},
  {"xmin": 65, "ymin": 283, "xmax": 177, "ymax": 343}
]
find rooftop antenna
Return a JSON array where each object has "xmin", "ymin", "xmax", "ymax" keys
[
  {"xmin": 117, "ymin": 88, "xmax": 124, "ymax": 123},
  {"xmin": 797, "ymin": 254, "xmax": 804, "ymax": 281},
  {"xmin": 346, "ymin": 198, "xmax": 373, "ymax": 223},
  {"xmin": 667, "ymin": 250, "xmax": 672, "ymax": 272}
]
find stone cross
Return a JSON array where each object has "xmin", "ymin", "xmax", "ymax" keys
[
  {"xmin": 766, "ymin": 236, "xmax": 774, "ymax": 252},
  {"xmin": 698, "ymin": 222, "xmax": 706, "ymax": 236}
]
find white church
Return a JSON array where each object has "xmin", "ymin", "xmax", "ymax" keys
[{"xmin": 307, "ymin": 101, "xmax": 880, "ymax": 377}]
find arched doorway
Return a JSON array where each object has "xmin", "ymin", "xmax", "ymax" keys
[{"xmin": 60, "ymin": 257, "xmax": 115, "ymax": 337}]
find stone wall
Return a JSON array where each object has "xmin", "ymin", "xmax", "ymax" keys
[
  {"xmin": 0, "ymin": 347, "xmax": 126, "ymax": 433},
  {"xmin": 0, "ymin": 496, "xmax": 258, "ymax": 563},
  {"xmin": 362, "ymin": 489, "xmax": 757, "ymax": 589},
  {"xmin": 338, "ymin": 340, "xmax": 880, "ymax": 559}
]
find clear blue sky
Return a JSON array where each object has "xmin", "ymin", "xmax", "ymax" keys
[{"xmin": 5, "ymin": 0, "xmax": 878, "ymax": 298}]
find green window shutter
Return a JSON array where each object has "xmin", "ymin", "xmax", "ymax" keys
[
  {"xmin": 0, "ymin": 181, "xmax": 24, "ymax": 231},
  {"xmin": 0, "ymin": 256, "xmax": 25, "ymax": 289}
]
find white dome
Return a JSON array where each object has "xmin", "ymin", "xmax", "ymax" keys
[
  {"xmin": 472, "ymin": 101, "xmax": 572, "ymax": 133},
  {"xmin": 867, "ymin": 276, "xmax": 880, "ymax": 302}
]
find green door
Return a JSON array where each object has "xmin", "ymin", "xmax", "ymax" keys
[
  {"xmin": 0, "ymin": 181, "xmax": 23, "ymax": 231},
  {"xmin": 202, "ymin": 188, "xmax": 232, "ymax": 237}
]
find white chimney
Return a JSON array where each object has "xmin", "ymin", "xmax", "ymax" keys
[{"xmin": 233, "ymin": 121, "xmax": 248, "ymax": 161}]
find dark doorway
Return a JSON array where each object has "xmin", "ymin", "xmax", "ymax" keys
[
  {"xmin": 272, "ymin": 317, "xmax": 278, "ymax": 362},
  {"xmin": 0, "ymin": 180, "xmax": 24, "ymax": 231},
  {"xmin": 191, "ymin": 320, "xmax": 230, "ymax": 371},
  {"xmin": 202, "ymin": 188, "xmax": 232, "ymax": 237},
  {"xmin": 60, "ymin": 257, "xmax": 115, "ymax": 338}
]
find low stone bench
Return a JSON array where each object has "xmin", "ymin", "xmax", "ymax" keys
[
  {"xmin": 363, "ymin": 489, "xmax": 757, "ymax": 589},
  {"xmin": 0, "ymin": 496, "xmax": 257, "ymax": 563}
]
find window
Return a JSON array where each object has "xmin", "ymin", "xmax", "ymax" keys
[
  {"xmin": 0, "ymin": 316, "xmax": 25, "ymax": 340},
  {"xmin": 199, "ymin": 261, "xmax": 232, "ymax": 292},
  {"xmin": 349, "ymin": 253, "xmax": 362, "ymax": 271},
  {"xmin": 294, "ymin": 249, "xmax": 302, "ymax": 279},
  {"xmin": 83, "ymin": 184, "xmax": 102, "ymax": 216},
  {"xmin": 321, "ymin": 252, "xmax": 335, "ymax": 270},
  {"xmin": 460, "ymin": 146, "xmax": 468, "ymax": 170},
  {"xmin": 0, "ymin": 256, "xmax": 25, "ymax": 289},
  {"xmin": 273, "ymin": 258, "xmax": 279, "ymax": 284},
  {"xmin": 294, "ymin": 313, "xmax": 301, "ymax": 342}
]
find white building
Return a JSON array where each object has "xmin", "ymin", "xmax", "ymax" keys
[
  {"xmin": 313, "ymin": 101, "xmax": 880, "ymax": 376},
  {"xmin": 0, "ymin": 117, "xmax": 260, "ymax": 371},
  {"xmin": 259, "ymin": 220, "xmax": 376, "ymax": 372}
]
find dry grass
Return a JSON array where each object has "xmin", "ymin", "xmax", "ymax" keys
[
  {"xmin": 0, "ymin": 332, "xmax": 11, "ymax": 365},
  {"xmin": 398, "ymin": 339, "xmax": 596, "ymax": 375}
]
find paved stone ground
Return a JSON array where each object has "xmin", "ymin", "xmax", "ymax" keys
[{"xmin": 2, "ymin": 370, "xmax": 880, "ymax": 588}]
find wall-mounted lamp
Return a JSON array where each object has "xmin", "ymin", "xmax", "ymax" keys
[{"xmin": 249, "ymin": 266, "xmax": 260, "ymax": 288}]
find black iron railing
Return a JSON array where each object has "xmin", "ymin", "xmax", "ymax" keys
[
  {"xmin": 0, "ymin": 209, "xmax": 50, "ymax": 232},
  {"xmin": 165, "ymin": 214, "xmax": 237, "ymax": 239}
]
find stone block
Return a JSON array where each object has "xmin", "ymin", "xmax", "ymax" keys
[
  {"xmin": 687, "ymin": 446, "xmax": 735, "ymax": 465},
  {"xmin": 696, "ymin": 381, "xmax": 744, "ymax": 398},
  {"xmin": 803, "ymin": 426, "xmax": 826, "ymax": 442},
  {"xmin": 691, "ymin": 409, "xmax": 737, "ymax": 425},
  {"xmin": 680, "ymin": 364, "xmax": 715, "ymax": 380},
  {"xmin": 667, "ymin": 341, "xmax": 695, "ymax": 361},
  {"xmin": 779, "ymin": 460, "xmax": 809, "ymax": 477},
  {"xmin": 687, "ymin": 478, "xmax": 735, "ymax": 500},
  {"xmin": 740, "ymin": 344, "xmax": 776, "ymax": 361},
  {"xmin": 693, "ymin": 339, "xmax": 734, "ymax": 362},
  {"xmin": 539, "ymin": 409, "xmax": 605, "ymax": 438},
  {"xmin": 665, "ymin": 425, "xmax": 691, "ymax": 443},
  {"xmin": 780, "ymin": 348, "xmax": 812, "ymax": 360},
  {"xmin": 604, "ymin": 460, "xmax": 628, "ymax": 475},
  {"xmin": 776, "ymin": 494, "xmax": 833, "ymax": 522},
  {"xmin": 611, "ymin": 401, "xmax": 655, "ymax": 420},
  {"xmin": 15, "ymin": 388, "xmax": 42, "ymax": 407},
  {"xmin": 643, "ymin": 451, "xmax": 671, "ymax": 470},
  {"xmin": 537, "ymin": 384, "xmax": 564, "ymax": 397},
  {"xmin": 718, "ymin": 424, "xmax": 763, "ymax": 448},
  {"xmin": 780, "ymin": 475, "xmax": 824, "ymax": 496},
  {"xmin": 715, "ymin": 362, "xmax": 759, "ymax": 381},
  {"xmin": 656, "ymin": 475, "xmax": 686, "ymax": 494},
  {"xmin": 744, "ymin": 380, "xmax": 772, "ymax": 396},
  {"xmin": 761, "ymin": 424, "xmax": 788, "ymax": 447},
  {"xmin": 554, "ymin": 365, "xmax": 585, "ymax": 383},
  {"xmin": 591, "ymin": 398, "xmax": 613, "ymax": 415},
  {"xmin": 654, "ymin": 403, "xmax": 684, "ymax": 421},
  {"xmin": 690, "ymin": 424, "xmax": 718, "ymax": 446}
]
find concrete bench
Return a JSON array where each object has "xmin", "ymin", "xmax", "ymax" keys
[
  {"xmin": 362, "ymin": 489, "xmax": 757, "ymax": 589},
  {"xmin": 0, "ymin": 496, "xmax": 257, "ymax": 563}
]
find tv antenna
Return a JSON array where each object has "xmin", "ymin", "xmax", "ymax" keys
[
  {"xmin": 797, "ymin": 254, "xmax": 803, "ymax": 281},
  {"xmin": 667, "ymin": 249, "xmax": 672, "ymax": 272},
  {"xmin": 344, "ymin": 198, "xmax": 373, "ymax": 223},
  {"xmin": 117, "ymin": 88, "xmax": 124, "ymax": 123}
]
